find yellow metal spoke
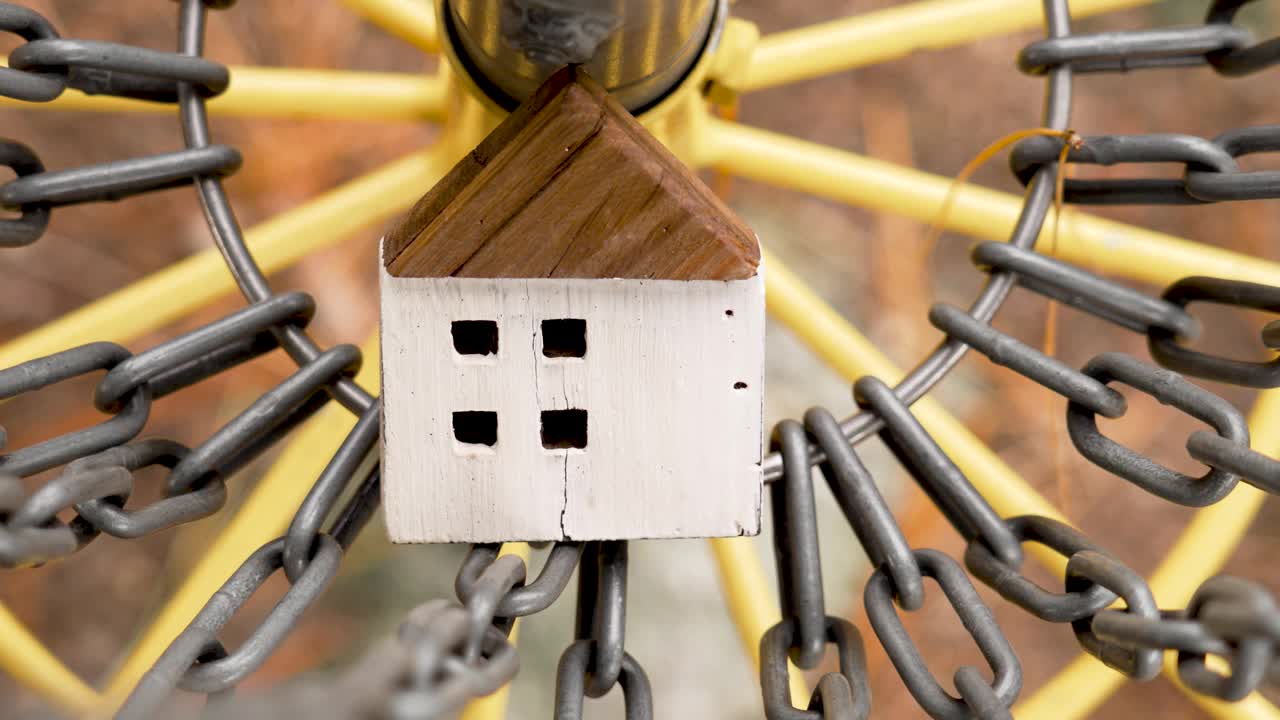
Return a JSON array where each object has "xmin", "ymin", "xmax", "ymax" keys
[
  {"xmin": 0, "ymin": 603, "xmax": 98, "ymax": 714},
  {"xmin": 1014, "ymin": 390, "xmax": 1280, "ymax": 720},
  {"xmin": 745, "ymin": 0, "xmax": 1155, "ymax": 92},
  {"xmin": 339, "ymin": 0, "xmax": 439, "ymax": 53},
  {"xmin": 709, "ymin": 537, "xmax": 811, "ymax": 704},
  {"xmin": 102, "ymin": 334, "xmax": 381, "ymax": 710},
  {"xmin": 702, "ymin": 119, "xmax": 1280, "ymax": 289},
  {"xmin": 0, "ymin": 62, "xmax": 446, "ymax": 122},
  {"xmin": 0, "ymin": 145, "xmax": 455, "ymax": 369}
]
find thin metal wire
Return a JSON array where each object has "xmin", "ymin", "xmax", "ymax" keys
[{"xmin": 175, "ymin": 0, "xmax": 374, "ymax": 414}]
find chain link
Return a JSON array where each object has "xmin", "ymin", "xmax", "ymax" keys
[
  {"xmin": 1, "ymin": 0, "xmax": 1280, "ymax": 717},
  {"xmin": 760, "ymin": 617, "xmax": 870, "ymax": 720},
  {"xmin": 1012, "ymin": 126, "xmax": 1280, "ymax": 204},
  {"xmin": 865, "ymin": 549, "xmax": 1022, "ymax": 720},
  {"xmin": 0, "ymin": 140, "xmax": 49, "ymax": 246},
  {"xmin": 1067, "ymin": 351, "xmax": 1250, "ymax": 506},
  {"xmin": 964, "ymin": 515, "xmax": 1117, "ymax": 623},
  {"xmin": 1092, "ymin": 576, "xmax": 1280, "ymax": 701},
  {"xmin": 1206, "ymin": 0, "xmax": 1280, "ymax": 75},
  {"xmin": 1148, "ymin": 277, "xmax": 1280, "ymax": 388}
]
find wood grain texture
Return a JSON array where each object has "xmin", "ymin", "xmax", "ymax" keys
[
  {"xmin": 384, "ymin": 66, "xmax": 760, "ymax": 281},
  {"xmin": 380, "ymin": 260, "xmax": 766, "ymax": 542}
]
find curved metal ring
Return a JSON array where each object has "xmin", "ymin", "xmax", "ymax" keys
[
  {"xmin": 283, "ymin": 398, "xmax": 380, "ymax": 582},
  {"xmin": 118, "ymin": 535, "xmax": 342, "ymax": 718},
  {"xmin": 1187, "ymin": 430, "xmax": 1280, "ymax": 495},
  {"xmin": 0, "ymin": 145, "xmax": 242, "ymax": 209},
  {"xmin": 1064, "ymin": 550, "xmax": 1162, "ymax": 680},
  {"xmin": 1090, "ymin": 609, "xmax": 1229, "ymax": 656},
  {"xmin": 855, "ymin": 376, "xmax": 1023, "ymax": 567},
  {"xmin": 165, "ymin": 343, "xmax": 361, "ymax": 495},
  {"xmin": 964, "ymin": 515, "xmax": 1118, "ymax": 623},
  {"xmin": 954, "ymin": 665, "xmax": 1013, "ymax": 720},
  {"xmin": 865, "ymin": 549, "xmax": 1022, "ymax": 720},
  {"xmin": 970, "ymin": 242, "xmax": 1199, "ymax": 338},
  {"xmin": 8, "ymin": 37, "xmax": 230, "ymax": 100},
  {"xmin": 96, "ymin": 292, "xmax": 315, "ymax": 413},
  {"xmin": 0, "ymin": 5, "xmax": 64, "ymax": 102},
  {"xmin": 929, "ymin": 303, "xmax": 1127, "ymax": 418},
  {"xmin": 1185, "ymin": 123, "xmax": 1280, "ymax": 201},
  {"xmin": 0, "ymin": 342, "xmax": 152, "ymax": 478},
  {"xmin": 70, "ymin": 439, "xmax": 227, "ymax": 540},
  {"xmin": 0, "ymin": 140, "xmax": 51, "ymax": 246},
  {"xmin": 1011, "ymin": 132, "xmax": 1239, "ymax": 205},
  {"xmin": 769, "ymin": 419, "xmax": 827, "ymax": 669},
  {"xmin": 458, "ymin": 553, "xmax": 526, "ymax": 664},
  {"xmin": 1019, "ymin": 24, "xmax": 1252, "ymax": 75},
  {"xmin": 1206, "ymin": 0, "xmax": 1280, "ymax": 76},
  {"xmin": 760, "ymin": 616, "xmax": 871, "ymax": 720},
  {"xmin": 176, "ymin": 536, "xmax": 342, "ymax": 694},
  {"xmin": 575, "ymin": 540, "xmax": 628, "ymax": 698},
  {"xmin": 1179, "ymin": 576, "xmax": 1277, "ymax": 701},
  {"xmin": 455, "ymin": 540, "xmax": 583, "ymax": 618},
  {"xmin": 804, "ymin": 406, "xmax": 924, "ymax": 611},
  {"xmin": 1066, "ymin": 352, "xmax": 1249, "ymax": 506},
  {"xmin": 1148, "ymin": 276, "xmax": 1280, "ymax": 388},
  {"xmin": 554, "ymin": 639, "xmax": 653, "ymax": 720}
]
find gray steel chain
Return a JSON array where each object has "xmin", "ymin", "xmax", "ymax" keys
[
  {"xmin": 1, "ymin": 0, "xmax": 1280, "ymax": 718},
  {"xmin": 1093, "ymin": 575, "xmax": 1280, "ymax": 701}
]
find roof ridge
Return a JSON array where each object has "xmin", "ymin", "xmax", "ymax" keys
[{"xmin": 385, "ymin": 66, "xmax": 760, "ymax": 281}]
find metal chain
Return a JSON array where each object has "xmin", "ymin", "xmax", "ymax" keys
[
  {"xmin": 1094, "ymin": 575, "xmax": 1280, "ymax": 701},
  {"xmin": 0, "ymin": 0, "xmax": 1279, "ymax": 718},
  {"xmin": 754, "ymin": 1, "xmax": 1280, "ymax": 718},
  {"xmin": 556, "ymin": 541, "xmax": 655, "ymax": 718},
  {"xmin": 1011, "ymin": 126, "xmax": 1280, "ymax": 204}
]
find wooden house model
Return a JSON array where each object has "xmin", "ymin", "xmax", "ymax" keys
[{"xmin": 379, "ymin": 68, "xmax": 764, "ymax": 542}]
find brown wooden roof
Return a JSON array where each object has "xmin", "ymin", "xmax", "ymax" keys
[{"xmin": 383, "ymin": 66, "xmax": 760, "ymax": 281}]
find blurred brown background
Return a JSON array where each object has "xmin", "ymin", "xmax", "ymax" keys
[{"xmin": 1, "ymin": 0, "xmax": 1278, "ymax": 718}]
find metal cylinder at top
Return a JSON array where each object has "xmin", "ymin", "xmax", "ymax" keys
[{"xmin": 442, "ymin": 0, "xmax": 720, "ymax": 112}]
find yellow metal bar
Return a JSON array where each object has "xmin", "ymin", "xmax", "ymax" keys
[
  {"xmin": 0, "ymin": 145, "xmax": 453, "ymax": 369},
  {"xmin": 0, "ymin": 603, "xmax": 98, "ymax": 714},
  {"xmin": 101, "ymin": 335, "xmax": 381, "ymax": 710},
  {"xmin": 709, "ymin": 537, "xmax": 811, "ymax": 704},
  {"xmin": 460, "ymin": 543, "xmax": 532, "ymax": 720},
  {"xmin": 339, "ymin": 0, "xmax": 439, "ymax": 53},
  {"xmin": 0, "ymin": 63, "xmax": 446, "ymax": 122},
  {"xmin": 1014, "ymin": 391, "xmax": 1280, "ymax": 720},
  {"xmin": 702, "ymin": 119, "xmax": 1280, "ymax": 289},
  {"xmin": 745, "ymin": 0, "xmax": 1156, "ymax": 91}
]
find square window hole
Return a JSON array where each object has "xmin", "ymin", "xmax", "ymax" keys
[
  {"xmin": 541, "ymin": 319, "xmax": 586, "ymax": 358},
  {"xmin": 541, "ymin": 409, "xmax": 587, "ymax": 449},
  {"xmin": 452, "ymin": 320, "xmax": 498, "ymax": 356},
  {"xmin": 453, "ymin": 411, "xmax": 497, "ymax": 447}
]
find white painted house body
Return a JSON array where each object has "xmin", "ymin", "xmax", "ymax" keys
[{"xmin": 379, "ymin": 268, "xmax": 765, "ymax": 542}]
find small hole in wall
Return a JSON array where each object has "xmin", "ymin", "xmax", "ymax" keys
[
  {"xmin": 734, "ymin": 382, "xmax": 748, "ymax": 389},
  {"xmin": 725, "ymin": 309, "xmax": 735, "ymax": 317},
  {"xmin": 542, "ymin": 319, "xmax": 587, "ymax": 358},
  {"xmin": 453, "ymin": 411, "xmax": 497, "ymax": 446},
  {"xmin": 541, "ymin": 409, "xmax": 587, "ymax": 449},
  {"xmin": 452, "ymin": 320, "xmax": 498, "ymax": 356}
]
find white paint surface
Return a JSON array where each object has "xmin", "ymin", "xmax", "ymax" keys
[{"xmin": 379, "ymin": 261, "xmax": 765, "ymax": 542}]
